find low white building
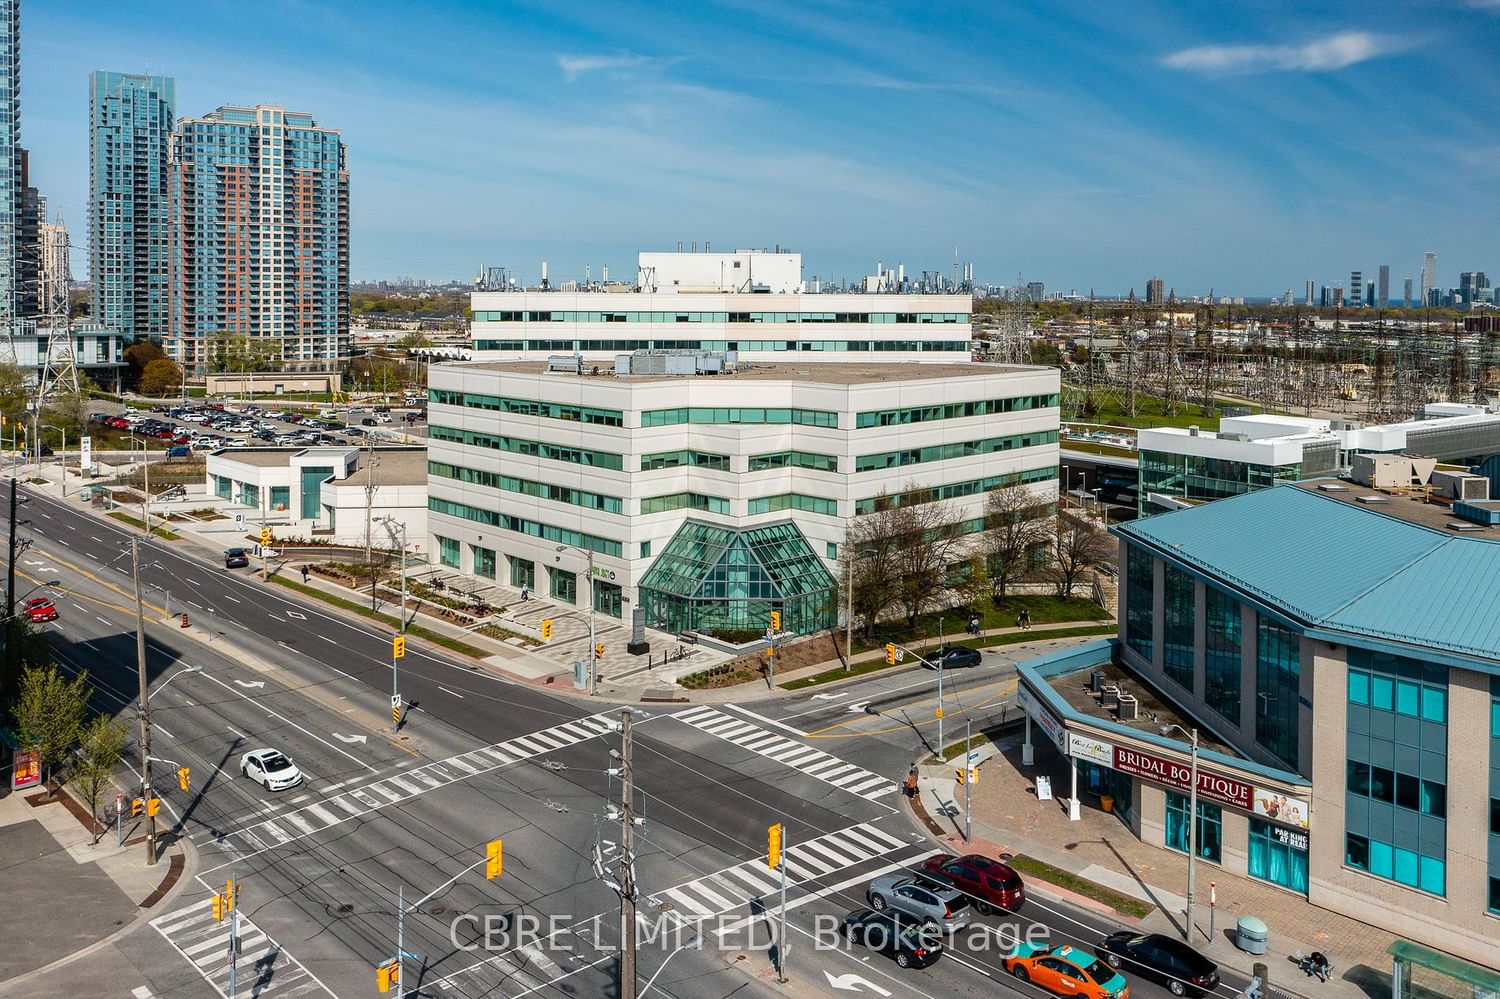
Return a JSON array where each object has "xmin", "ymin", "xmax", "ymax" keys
[{"xmin": 206, "ymin": 446, "xmax": 428, "ymax": 549}]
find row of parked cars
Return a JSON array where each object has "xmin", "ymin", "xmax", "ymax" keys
[{"xmin": 843, "ymin": 852, "xmax": 1220, "ymax": 997}]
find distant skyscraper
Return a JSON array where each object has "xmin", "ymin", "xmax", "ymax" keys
[
  {"xmin": 0, "ymin": 0, "xmax": 19, "ymax": 325},
  {"xmin": 1305, "ymin": 279, "xmax": 1315, "ymax": 305},
  {"xmin": 1459, "ymin": 272, "xmax": 1490, "ymax": 307},
  {"xmin": 1025, "ymin": 281, "xmax": 1044, "ymax": 302},
  {"xmin": 1403, "ymin": 277, "xmax": 1413, "ymax": 308},
  {"xmin": 1378, "ymin": 265, "xmax": 1389, "ymax": 308},
  {"xmin": 169, "ymin": 105, "xmax": 349, "ymax": 370},
  {"xmin": 38, "ymin": 218, "xmax": 65, "ymax": 317},
  {"xmin": 1145, "ymin": 276, "xmax": 1164, "ymax": 305},
  {"xmin": 1334, "ymin": 286, "xmax": 1344, "ymax": 307},
  {"xmin": 90, "ymin": 71, "xmax": 175, "ymax": 340},
  {"xmin": 1350, "ymin": 270, "xmax": 1364, "ymax": 307},
  {"xmin": 1421, "ymin": 251, "xmax": 1436, "ymax": 305},
  {"xmin": 17, "ymin": 148, "xmax": 40, "ymax": 318},
  {"xmin": 1367, "ymin": 280, "xmax": 1375, "ymax": 307}
]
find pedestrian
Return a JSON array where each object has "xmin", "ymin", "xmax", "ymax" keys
[
  {"xmin": 520, "ymin": 585, "xmax": 529, "ymax": 602},
  {"xmin": 1019, "ymin": 608, "xmax": 1032, "ymax": 631},
  {"xmin": 969, "ymin": 615, "xmax": 980, "ymax": 636},
  {"xmin": 300, "ymin": 564, "xmax": 310, "ymax": 585},
  {"xmin": 904, "ymin": 767, "xmax": 919, "ymax": 799}
]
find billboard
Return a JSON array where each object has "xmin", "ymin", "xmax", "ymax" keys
[{"xmin": 11, "ymin": 748, "xmax": 41, "ymax": 792}]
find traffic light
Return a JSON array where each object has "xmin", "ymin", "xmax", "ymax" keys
[
  {"xmin": 377, "ymin": 962, "xmax": 400, "ymax": 993},
  {"xmin": 392, "ymin": 635, "xmax": 405, "ymax": 659},
  {"xmin": 955, "ymin": 768, "xmax": 966, "ymax": 784},
  {"xmin": 178, "ymin": 767, "xmax": 190, "ymax": 793},
  {"xmin": 259, "ymin": 526, "xmax": 272, "ymax": 545},
  {"xmin": 485, "ymin": 838, "xmax": 503, "ymax": 880},
  {"xmin": 767, "ymin": 822, "xmax": 783, "ymax": 871},
  {"xmin": 969, "ymin": 768, "xmax": 980, "ymax": 786},
  {"xmin": 225, "ymin": 879, "xmax": 236, "ymax": 913},
  {"xmin": 934, "ymin": 706, "xmax": 944, "ymax": 720},
  {"xmin": 147, "ymin": 797, "xmax": 162, "ymax": 817},
  {"xmin": 131, "ymin": 797, "xmax": 144, "ymax": 817},
  {"xmin": 885, "ymin": 643, "xmax": 897, "ymax": 665},
  {"xmin": 594, "ymin": 642, "xmax": 604, "ymax": 660},
  {"xmin": 769, "ymin": 610, "xmax": 781, "ymax": 632},
  {"xmin": 540, "ymin": 619, "xmax": 553, "ymax": 641},
  {"xmin": 213, "ymin": 893, "xmax": 225, "ymax": 921}
]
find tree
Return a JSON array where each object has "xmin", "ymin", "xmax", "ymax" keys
[
  {"xmin": 124, "ymin": 339, "xmax": 167, "ymax": 390},
  {"xmin": 0, "ymin": 360, "xmax": 28, "ymax": 429},
  {"xmin": 1047, "ymin": 513, "xmax": 1115, "ymax": 600},
  {"xmin": 140, "ymin": 358, "xmax": 183, "ymax": 397},
  {"xmin": 842, "ymin": 516, "xmax": 901, "ymax": 639},
  {"xmin": 1, "ymin": 619, "xmax": 63, "ymax": 730},
  {"xmin": 209, "ymin": 334, "xmax": 283, "ymax": 373},
  {"xmin": 15, "ymin": 663, "xmax": 91, "ymax": 790},
  {"xmin": 396, "ymin": 331, "xmax": 433, "ymax": 349},
  {"xmin": 888, "ymin": 493, "xmax": 962, "ymax": 629},
  {"xmin": 982, "ymin": 484, "xmax": 1052, "ymax": 599},
  {"xmin": 72, "ymin": 714, "xmax": 127, "ymax": 843}
]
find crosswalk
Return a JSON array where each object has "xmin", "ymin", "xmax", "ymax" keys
[
  {"xmin": 650, "ymin": 822, "xmax": 915, "ymax": 920},
  {"xmin": 226, "ymin": 713, "xmax": 617, "ymax": 854},
  {"xmin": 672, "ymin": 706, "xmax": 894, "ymax": 800},
  {"xmin": 151, "ymin": 898, "xmax": 331, "ymax": 999}
]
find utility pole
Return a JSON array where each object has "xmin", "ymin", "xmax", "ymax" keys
[
  {"xmin": 364, "ymin": 441, "xmax": 379, "ymax": 611},
  {"xmin": 4, "ymin": 478, "xmax": 16, "ymax": 707},
  {"xmin": 619, "ymin": 709, "xmax": 637, "ymax": 999},
  {"xmin": 132, "ymin": 535, "xmax": 158, "ymax": 865},
  {"xmin": 964, "ymin": 718, "xmax": 973, "ymax": 844}
]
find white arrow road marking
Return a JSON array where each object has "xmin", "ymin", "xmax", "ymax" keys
[
  {"xmin": 233, "ymin": 680, "xmax": 266, "ymax": 690},
  {"xmin": 847, "ymin": 701, "xmax": 870, "ymax": 713},
  {"xmin": 811, "ymin": 691, "xmax": 849, "ymax": 701},
  {"xmin": 332, "ymin": 733, "xmax": 368, "ymax": 745},
  {"xmin": 825, "ymin": 971, "xmax": 892, "ymax": 996}
]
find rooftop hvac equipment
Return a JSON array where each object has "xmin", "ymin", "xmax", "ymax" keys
[
  {"xmin": 613, "ymin": 349, "xmax": 738, "ymax": 376},
  {"xmin": 1117, "ymin": 694, "xmax": 1139, "ymax": 721},
  {"xmin": 546, "ymin": 354, "xmax": 583, "ymax": 374}
]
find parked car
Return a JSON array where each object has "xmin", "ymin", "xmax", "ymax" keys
[
  {"xmin": 927, "ymin": 645, "xmax": 982, "ymax": 669},
  {"xmin": 1097, "ymin": 933, "xmax": 1218, "ymax": 997},
  {"xmin": 361, "ymin": 417, "xmax": 377, "ymax": 426},
  {"xmin": 224, "ymin": 547, "xmax": 251, "ymax": 569},
  {"xmin": 917, "ymin": 854, "xmax": 1025, "ymax": 913},
  {"xmin": 1004, "ymin": 944, "xmax": 1129, "ymax": 999},
  {"xmin": 22, "ymin": 596, "xmax": 58, "ymax": 622},
  {"xmin": 866, "ymin": 873, "xmax": 971, "ymax": 929},
  {"xmin": 841, "ymin": 910, "xmax": 944, "ymax": 969}
]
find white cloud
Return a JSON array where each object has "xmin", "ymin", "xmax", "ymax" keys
[
  {"xmin": 1162, "ymin": 31, "xmax": 1401, "ymax": 74},
  {"xmin": 557, "ymin": 52, "xmax": 660, "ymax": 82}
]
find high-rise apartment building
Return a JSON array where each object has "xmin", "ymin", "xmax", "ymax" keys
[
  {"xmin": 169, "ymin": 105, "xmax": 349, "ymax": 371},
  {"xmin": 17, "ymin": 148, "xmax": 39, "ymax": 317},
  {"xmin": 1459, "ymin": 272, "xmax": 1490, "ymax": 307},
  {"xmin": 0, "ymin": 0, "xmax": 19, "ymax": 324},
  {"xmin": 1145, "ymin": 276, "xmax": 1164, "ymax": 305},
  {"xmin": 90, "ymin": 72, "xmax": 175, "ymax": 340},
  {"xmin": 1421, "ymin": 251, "xmax": 1436, "ymax": 306},
  {"xmin": 1349, "ymin": 270, "xmax": 1363, "ymax": 307},
  {"xmin": 1305, "ymin": 279, "xmax": 1315, "ymax": 305},
  {"xmin": 1404, "ymin": 277, "xmax": 1413, "ymax": 308},
  {"xmin": 1377, "ymin": 265, "xmax": 1389, "ymax": 308},
  {"xmin": 38, "ymin": 219, "xmax": 65, "ymax": 317}
]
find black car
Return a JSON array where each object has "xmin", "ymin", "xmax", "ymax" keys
[
  {"xmin": 224, "ymin": 547, "xmax": 251, "ymax": 569},
  {"xmin": 841, "ymin": 909, "xmax": 943, "ymax": 969},
  {"xmin": 926, "ymin": 645, "xmax": 982, "ymax": 669},
  {"xmin": 1098, "ymin": 932, "xmax": 1219, "ymax": 997}
]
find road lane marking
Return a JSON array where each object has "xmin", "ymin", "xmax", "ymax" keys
[
  {"xmin": 723, "ymin": 703, "xmax": 807, "ymax": 737},
  {"xmin": 438, "ymin": 685, "xmax": 465, "ymax": 698},
  {"xmin": 193, "ymin": 672, "xmax": 375, "ymax": 773},
  {"xmin": 96, "ymin": 616, "xmax": 110, "ymax": 625}
]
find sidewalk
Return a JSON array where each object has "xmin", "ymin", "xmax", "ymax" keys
[
  {"xmin": 0, "ymin": 784, "xmax": 195, "ymax": 995},
  {"xmin": 906, "ymin": 734, "xmax": 1394, "ymax": 999}
]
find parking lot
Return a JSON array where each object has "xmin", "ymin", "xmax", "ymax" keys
[{"xmin": 88, "ymin": 398, "xmax": 427, "ymax": 453}]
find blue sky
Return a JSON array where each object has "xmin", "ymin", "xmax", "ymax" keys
[{"xmin": 25, "ymin": 0, "xmax": 1500, "ymax": 296}]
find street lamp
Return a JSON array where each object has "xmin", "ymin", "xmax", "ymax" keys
[
  {"xmin": 126, "ymin": 436, "xmax": 151, "ymax": 535},
  {"xmin": 556, "ymin": 543, "xmax": 596, "ymax": 696},
  {"xmin": 841, "ymin": 545, "xmax": 878, "ymax": 672},
  {"xmin": 1161, "ymin": 723, "xmax": 1201, "ymax": 942},
  {"xmin": 1061, "ymin": 463, "xmax": 1070, "ymax": 509}
]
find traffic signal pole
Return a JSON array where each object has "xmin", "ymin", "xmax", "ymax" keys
[
  {"xmin": 132, "ymin": 535, "xmax": 157, "ymax": 865},
  {"xmin": 619, "ymin": 709, "xmax": 637, "ymax": 999}
]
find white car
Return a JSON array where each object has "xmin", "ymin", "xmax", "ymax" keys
[{"xmin": 240, "ymin": 749, "xmax": 304, "ymax": 791}]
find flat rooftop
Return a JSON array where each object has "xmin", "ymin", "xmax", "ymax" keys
[
  {"xmin": 339, "ymin": 448, "xmax": 428, "ymax": 487},
  {"xmin": 1293, "ymin": 478, "xmax": 1500, "ymax": 536},
  {"xmin": 1047, "ymin": 661, "xmax": 1237, "ymax": 756},
  {"xmin": 458, "ymin": 360, "xmax": 1033, "ymax": 385}
]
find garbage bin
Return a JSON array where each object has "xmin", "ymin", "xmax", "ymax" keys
[{"xmin": 1235, "ymin": 916, "xmax": 1269, "ymax": 955}]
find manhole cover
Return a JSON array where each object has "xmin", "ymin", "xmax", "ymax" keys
[
  {"xmin": 429, "ymin": 906, "xmax": 446, "ymax": 915},
  {"xmin": 336, "ymin": 903, "xmax": 355, "ymax": 915},
  {"xmin": 658, "ymin": 901, "xmax": 674, "ymax": 912}
]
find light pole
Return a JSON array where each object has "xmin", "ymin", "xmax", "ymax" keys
[
  {"xmin": 556, "ymin": 543, "xmax": 596, "ymax": 696},
  {"xmin": 1061, "ymin": 463, "xmax": 1070, "ymax": 508},
  {"xmin": 39, "ymin": 424, "xmax": 65, "ymax": 495},
  {"xmin": 841, "ymin": 545, "xmax": 878, "ymax": 672},
  {"xmin": 127, "ymin": 436, "xmax": 151, "ymax": 535},
  {"xmin": 1162, "ymin": 723, "xmax": 1200, "ymax": 942},
  {"xmin": 132, "ymin": 536, "xmax": 157, "ymax": 865}
]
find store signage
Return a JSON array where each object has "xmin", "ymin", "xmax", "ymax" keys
[
  {"xmin": 1252, "ymin": 789, "xmax": 1310, "ymax": 830},
  {"xmin": 80, "ymin": 435, "xmax": 92, "ymax": 471},
  {"xmin": 591, "ymin": 566, "xmax": 617, "ymax": 581},
  {"xmin": 1017, "ymin": 686, "xmax": 1067, "ymax": 752},
  {"xmin": 1068, "ymin": 733, "xmax": 1114, "ymax": 765},
  {"xmin": 1269, "ymin": 825, "xmax": 1309, "ymax": 852},
  {"xmin": 11, "ymin": 748, "xmax": 40, "ymax": 792},
  {"xmin": 1112, "ymin": 745, "xmax": 1253, "ymax": 810}
]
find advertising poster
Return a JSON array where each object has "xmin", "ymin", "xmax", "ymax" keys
[
  {"xmin": 11, "ymin": 748, "xmax": 41, "ymax": 792},
  {"xmin": 1252, "ymin": 788, "xmax": 1310, "ymax": 829}
]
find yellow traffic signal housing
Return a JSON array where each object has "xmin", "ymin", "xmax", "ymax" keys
[
  {"xmin": 769, "ymin": 610, "xmax": 781, "ymax": 632},
  {"xmin": 225, "ymin": 879, "xmax": 236, "ymax": 912},
  {"xmin": 970, "ymin": 768, "xmax": 980, "ymax": 786},
  {"xmin": 131, "ymin": 797, "xmax": 144, "ymax": 817},
  {"xmin": 212, "ymin": 893, "xmax": 225, "ymax": 921},
  {"xmin": 377, "ymin": 962, "xmax": 400, "ymax": 992},
  {"xmin": 767, "ymin": 822, "xmax": 783, "ymax": 870},
  {"xmin": 885, "ymin": 643, "xmax": 897, "ymax": 665},
  {"xmin": 392, "ymin": 635, "xmax": 406, "ymax": 659},
  {"xmin": 178, "ymin": 767, "xmax": 190, "ymax": 792},
  {"xmin": 485, "ymin": 838, "xmax": 503, "ymax": 879},
  {"xmin": 146, "ymin": 797, "xmax": 161, "ymax": 817},
  {"xmin": 594, "ymin": 642, "xmax": 604, "ymax": 660},
  {"xmin": 259, "ymin": 527, "xmax": 272, "ymax": 545},
  {"xmin": 955, "ymin": 768, "xmax": 966, "ymax": 784},
  {"xmin": 540, "ymin": 618, "xmax": 553, "ymax": 641}
]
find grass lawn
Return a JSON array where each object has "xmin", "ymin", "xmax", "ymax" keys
[
  {"xmin": 269, "ymin": 575, "xmax": 491, "ymax": 659},
  {"xmin": 1005, "ymin": 855, "xmax": 1153, "ymax": 919},
  {"xmin": 1061, "ymin": 388, "xmax": 1221, "ymax": 431},
  {"xmin": 852, "ymin": 595, "xmax": 1109, "ymax": 653},
  {"xmin": 106, "ymin": 511, "xmax": 181, "ymax": 540}
]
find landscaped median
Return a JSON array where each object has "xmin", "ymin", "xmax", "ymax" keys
[
  {"xmin": 268, "ymin": 574, "xmax": 492, "ymax": 660},
  {"xmin": 780, "ymin": 623, "xmax": 1116, "ymax": 691},
  {"xmin": 105, "ymin": 511, "xmax": 181, "ymax": 540}
]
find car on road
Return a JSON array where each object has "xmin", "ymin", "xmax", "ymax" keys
[
  {"xmin": 866, "ymin": 873, "xmax": 971, "ymax": 929},
  {"xmin": 22, "ymin": 596, "xmax": 58, "ymax": 622},
  {"xmin": 240, "ymin": 749, "xmax": 304, "ymax": 791},
  {"xmin": 165, "ymin": 446, "xmax": 191, "ymax": 459},
  {"xmin": 360, "ymin": 417, "xmax": 377, "ymax": 426},
  {"xmin": 1097, "ymin": 933, "xmax": 1218, "ymax": 997},
  {"xmin": 224, "ymin": 547, "xmax": 251, "ymax": 569},
  {"xmin": 917, "ymin": 853, "xmax": 1025, "ymax": 913},
  {"xmin": 922, "ymin": 644, "xmax": 982, "ymax": 669},
  {"xmin": 841, "ymin": 909, "xmax": 944, "ymax": 969},
  {"xmin": 1004, "ymin": 943, "xmax": 1129, "ymax": 999}
]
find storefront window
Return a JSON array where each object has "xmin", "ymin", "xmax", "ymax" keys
[
  {"xmin": 471, "ymin": 546, "xmax": 496, "ymax": 579},
  {"xmin": 1165, "ymin": 792, "xmax": 1222, "ymax": 863},
  {"xmin": 1080, "ymin": 762, "xmax": 1134, "ymax": 826},
  {"xmin": 1249, "ymin": 819, "xmax": 1308, "ymax": 895},
  {"xmin": 437, "ymin": 536, "xmax": 460, "ymax": 569}
]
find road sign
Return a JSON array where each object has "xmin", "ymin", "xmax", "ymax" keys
[
  {"xmin": 79, "ymin": 435, "xmax": 93, "ymax": 471},
  {"xmin": 234, "ymin": 513, "xmax": 245, "ymax": 526}
]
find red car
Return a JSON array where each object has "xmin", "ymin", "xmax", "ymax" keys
[
  {"xmin": 22, "ymin": 597, "xmax": 58, "ymax": 623},
  {"xmin": 917, "ymin": 853, "xmax": 1026, "ymax": 913}
]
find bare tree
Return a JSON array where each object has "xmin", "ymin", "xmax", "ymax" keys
[
  {"xmin": 1047, "ymin": 513, "xmax": 1114, "ymax": 600},
  {"xmin": 844, "ymin": 507, "xmax": 901, "ymax": 638},
  {"xmin": 982, "ymin": 484, "xmax": 1052, "ymax": 599},
  {"xmin": 886, "ymin": 488, "xmax": 963, "ymax": 629}
]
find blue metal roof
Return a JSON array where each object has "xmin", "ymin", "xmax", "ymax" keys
[{"xmin": 1114, "ymin": 485, "xmax": 1500, "ymax": 668}]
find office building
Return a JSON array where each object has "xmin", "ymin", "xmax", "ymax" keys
[
  {"xmin": 1404, "ymin": 277, "xmax": 1413, "ymax": 309},
  {"xmin": 1026, "ymin": 281, "xmax": 1046, "ymax": 302},
  {"xmin": 1421, "ymin": 252, "xmax": 1436, "ymax": 306},
  {"xmin": 0, "ymin": 0, "xmax": 17, "ymax": 323},
  {"xmin": 1305, "ymin": 279, "xmax": 1315, "ymax": 306},
  {"xmin": 1378, "ymin": 265, "xmax": 1390, "ymax": 308},
  {"xmin": 471, "ymin": 250, "xmax": 972, "ymax": 365},
  {"xmin": 1350, "ymin": 271, "xmax": 1364, "ymax": 308},
  {"xmin": 426, "ymin": 353, "xmax": 1059, "ymax": 633},
  {"xmin": 1459, "ymin": 272, "xmax": 1490, "ymax": 308},
  {"xmin": 1013, "ymin": 481, "xmax": 1500, "ymax": 966},
  {"xmin": 37, "ymin": 219, "xmax": 65, "ymax": 317},
  {"xmin": 1145, "ymin": 276, "xmax": 1164, "ymax": 306},
  {"xmin": 90, "ymin": 72, "xmax": 175, "ymax": 340},
  {"xmin": 169, "ymin": 105, "xmax": 350, "ymax": 371}
]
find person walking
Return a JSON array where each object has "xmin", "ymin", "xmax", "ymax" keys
[
  {"xmin": 300, "ymin": 564, "xmax": 310, "ymax": 585},
  {"xmin": 520, "ymin": 585, "xmax": 529, "ymax": 602},
  {"xmin": 1018, "ymin": 608, "xmax": 1032, "ymax": 631}
]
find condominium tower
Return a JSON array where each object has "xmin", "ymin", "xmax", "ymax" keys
[
  {"xmin": 1421, "ymin": 252, "xmax": 1437, "ymax": 307},
  {"xmin": 90, "ymin": 72, "xmax": 175, "ymax": 339},
  {"xmin": 0, "ymin": 1, "xmax": 18, "ymax": 324},
  {"xmin": 169, "ymin": 105, "xmax": 349, "ymax": 371}
]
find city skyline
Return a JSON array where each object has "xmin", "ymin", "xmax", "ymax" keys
[{"xmin": 23, "ymin": 1, "xmax": 1500, "ymax": 293}]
